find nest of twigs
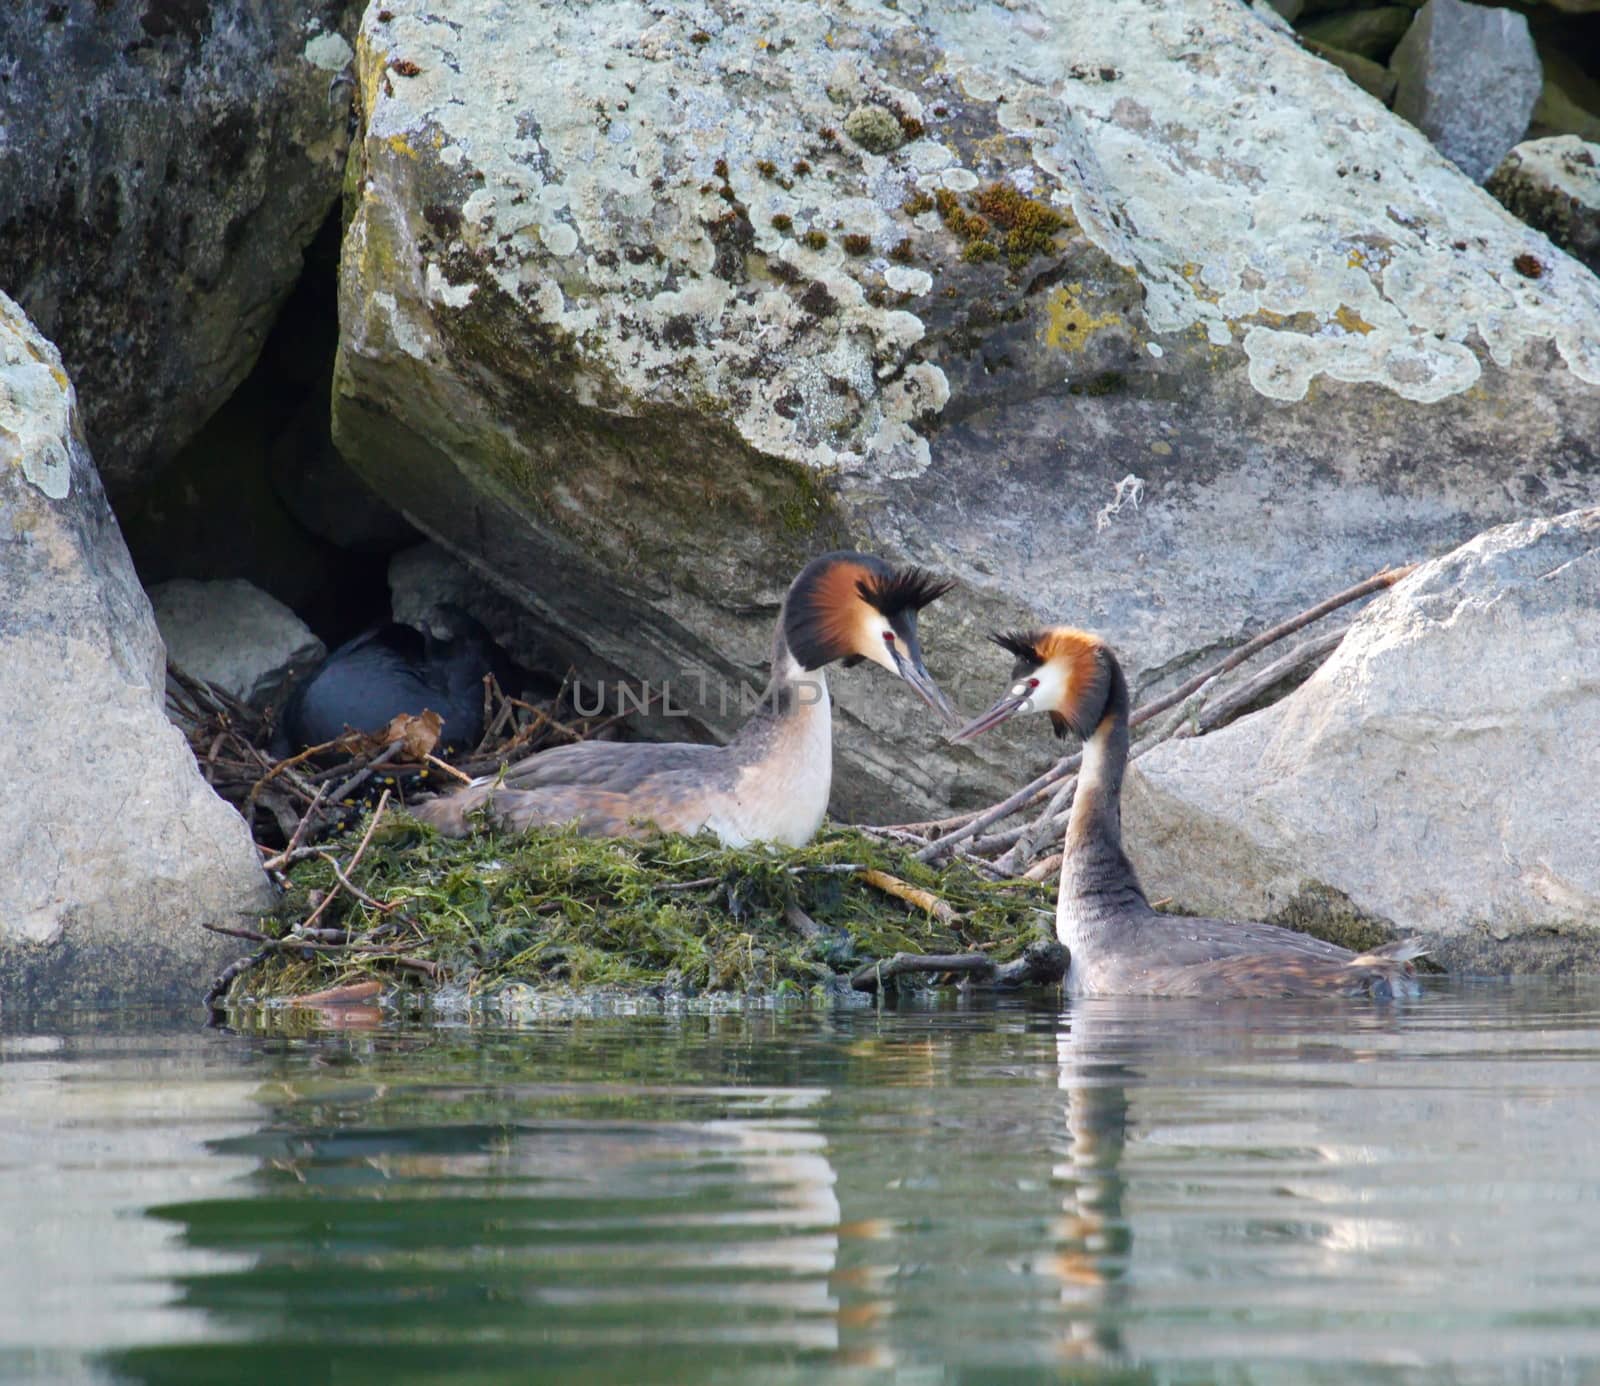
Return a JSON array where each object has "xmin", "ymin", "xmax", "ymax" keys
[{"xmin": 167, "ymin": 668, "xmax": 634, "ymax": 869}]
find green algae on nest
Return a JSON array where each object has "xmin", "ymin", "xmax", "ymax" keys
[{"xmin": 243, "ymin": 820, "xmax": 1054, "ymax": 1005}]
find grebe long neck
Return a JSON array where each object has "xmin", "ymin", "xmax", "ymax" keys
[
  {"xmin": 710, "ymin": 620, "xmax": 833, "ymax": 847},
  {"xmin": 728, "ymin": 623, "xmax": 831, "ymax": 746},
  {"xmin": 1059, "ymin": 654, "xmax": 1149, "ymax": 933}
]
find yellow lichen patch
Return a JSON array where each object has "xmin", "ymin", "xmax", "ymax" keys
[
  {"xmin": 384, "ymin": 132, "xmax": 421, "ymax": 161},
  {"xmin": 1332, "ymin": 305, "xmax": 1375, "ymax": 335},
  {"xmin": 1043, "ymin": 285, "xmax": 1121, "ymax": 353},
  {"xmin": 1243, "ymin": 306, "xmax": 1322, "ymax": 334},
  {"xmin": 1177, "ymin": 261, "xmax": 1221, "ymax": 305},
  {"xmin": 972, "ymin": 132, "xmax": 1020, "ymax": 161}
]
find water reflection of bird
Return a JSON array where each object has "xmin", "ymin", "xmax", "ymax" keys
[
  {"xmin": 414, "ymin": 552, "xmax": 958, "ymax": 846},
  {"xmin": 270, "ymin": 609, "xmax": 503, "ymax": 758},
  {"xmin": 951, "ymin": 628, "xmax": 1423, "ymax": 999}
]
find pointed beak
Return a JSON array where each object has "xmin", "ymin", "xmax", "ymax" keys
[
  {"xmin": 891, "ymin": 642, "xmax": 960, "ymax": 727},
  {"xmin": 946, "ymin": 688, "xmax": 1033, "ymax": 744}
]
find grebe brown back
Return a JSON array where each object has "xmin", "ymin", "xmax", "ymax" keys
[
  {"xmin": 950, "ymin": 627, "xmax": 1423, "ymax": 999},
  {"xmin": 413, "ymin": 552, "xmax": 958, "ymax": 848}
]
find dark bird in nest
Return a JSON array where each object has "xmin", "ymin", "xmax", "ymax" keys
[{"xmin": 270, "ymin": 609, "xmax": 506, "ymax": 760}]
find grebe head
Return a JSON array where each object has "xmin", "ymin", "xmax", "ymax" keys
[
  {"xmin": 783, "ymin": 551, "xmax": 959, "ymax": 724},
  {"xmin": 947, "ymin": 627, "xmax": 1111, "ymax": 743}
]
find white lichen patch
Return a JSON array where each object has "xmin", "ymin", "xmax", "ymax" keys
[
  {"xmin": 1, "ymin": 294, "xmax": 74, "ymax": 501},
  {"xmin": 886, "ymin": 266, "xmax": 933, "ymax": 296},
  {"xmin": 425, "ymin": 262, "xmax": 476, "ymax": 309},
  {"xmin": 303, "ymin": 30, "xmax": 353, "ymax": 72},
  {"xmin": 934, "ymin": 0, "xmax": 1600, "ymax": 401}
]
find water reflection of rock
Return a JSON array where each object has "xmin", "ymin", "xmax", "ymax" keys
[
  {"xmin": 190, "ymin": 1079, "xmax": 847, "ymax": 1356},
  {"xmin": 0, "ymin": 1034, "xmax": 261, "ymax": 1374}
]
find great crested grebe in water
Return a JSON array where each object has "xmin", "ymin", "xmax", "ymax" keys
[
  {"xmin": 414, "ymin": 551, "xmax": 958, "ymax": 848},
  {"xmin": 950, "ymin": 627, "xmax": 1423, "ymax": 999}
]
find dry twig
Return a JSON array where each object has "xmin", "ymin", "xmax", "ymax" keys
[{"xmin": 856, "ymin": 869, "xmax": 961, "ymax": 927}]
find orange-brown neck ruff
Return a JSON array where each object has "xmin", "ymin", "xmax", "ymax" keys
[
  {"xmin": 786, "ymin": 558, "xmax": 881, "ymax": 669},
  {"xmin": 1036, "ymin": 630, "xmax": 1109, "ymax": 739}
]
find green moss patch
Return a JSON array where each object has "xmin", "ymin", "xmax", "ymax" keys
[{"xmin": 232, "ymin": 819, "xmax": 1054, "ymax": 1006}]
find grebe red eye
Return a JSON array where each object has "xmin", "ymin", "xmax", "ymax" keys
[
  {"xmin": 883, "ymin": 631, "xmax": 895, "ymax": 644},
  {"xmin": 1028, "ymin": 677, "xmax": 1039, "ymax": 689}
]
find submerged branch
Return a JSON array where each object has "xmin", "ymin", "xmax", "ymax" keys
[{"xmin": 851, "ymin": 939, "xmax": 1068, "ymax": 994}]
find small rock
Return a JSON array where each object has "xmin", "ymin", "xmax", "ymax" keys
[
  {"xmin": 1391, "ymin": 0, "xmax": 1543, "ymax": 183},
  {"xmin": 1487, "ymin": 135, "xmax": 1600, "ymax": 276},
  {"xmin": 1307, "ymin": 41, "xmax": 1399, "ymax": 104},
  {"xmin": 1300, "ymin": 6, "xmax": 1414, "ymax": 61},
  {"xmin": 388, "ymin": 543, "xmax": 478, "ymax": 630},
  {"xmin": 842, "ymin": 103, "xmax": 905, "ymax": 154},
  {"xmin": 149, "ymin": 578, "xmax": 324, "ymax": 708}
]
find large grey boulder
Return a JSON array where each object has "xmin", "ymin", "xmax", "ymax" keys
[
  {"xmin": 332, "ymin": 0, "xmax": 1600, "ymax": 821},
  {"xmin": 149, "ymin": 578, "xmax": 325, "ymax": 708},
  {"xmin": 1391, "ymin": 0, "xmax": 1543, "ymax": 182},
  {"xmin": 1124, "ymin": 510, "xmax": 1600, "ymax": 972},
  {"xmin": 1488, "ymin": 136, "xmax": 1600, "ymax": 277},
  {"xmin": 0, "ymin": 0, "xmax": 358, "ymax": 489},
  {"xmin": 0, "ymin": 293, "xmax": 275, "ymax": 1011}
]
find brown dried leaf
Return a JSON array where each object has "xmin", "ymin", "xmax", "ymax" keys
[{"xmin": 384, "ymin": 709, "xmax": 443, "ymax": 760}]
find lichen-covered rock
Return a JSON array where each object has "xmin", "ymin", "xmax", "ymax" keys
[
  {"xmin": 1391, "ymin": 0, "xmax": 1543, "ymax": 182},
  {"xmin": 1123, "ymin": 510, "xmax": 1600, "ymax": 971},
  {"xmin": 333, "ymin": 0, "xmax": 1600, "ymax": 819},
  {"xmin": 0, "ymin": 0, "xmax": 359, "ymax": 488},
  {"xmin": 149, "ymin": 578, "xmax": 325, "ymax": 708},
  {"xmin": 0, "ymin": 294, "xmax": 274, "ymax": 1010},
  {"xmin": 1488, "ymin": 136, "xmax": 1600, "ymax": 276}
]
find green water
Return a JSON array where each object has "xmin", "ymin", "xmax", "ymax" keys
[{"xmin": 5, "ymin": 982, "xmax": 1600, "ymax": 1384}]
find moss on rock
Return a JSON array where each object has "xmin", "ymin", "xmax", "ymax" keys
[
  {"xmin": 232, "ymin": 816, "xmax": 1054, "ymax": 1006},
  {"xmin": 842, "ymin": 103, "xmax": 905, "ymax": 154}
]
